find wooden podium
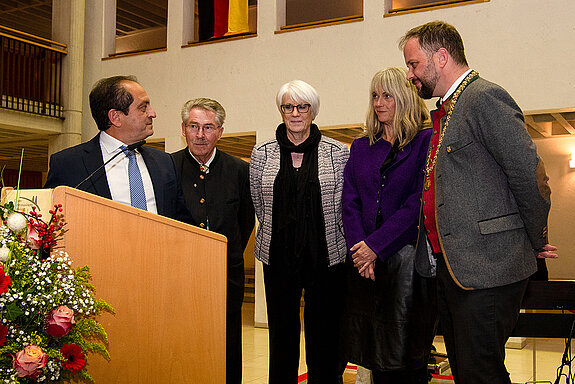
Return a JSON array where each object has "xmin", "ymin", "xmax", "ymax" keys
[{"xmin": 48, "ymin": 186, "xmax": 227, "ymax": 383}]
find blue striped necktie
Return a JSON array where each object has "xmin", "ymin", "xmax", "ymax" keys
[{"xmin": 122, "ymin": 146, "xmax": 148, "ymax": 210}]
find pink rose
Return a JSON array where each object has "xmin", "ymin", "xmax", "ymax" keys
[
  {"xmin": 12, "ymin": 345, "xmax": 47, "ymax": 378},
  {"xmin": 27, "ymin": 223, "xmax": 41, "ymax": 250},
  {"xmin": 46, "ymin": 305, "xmax": 76, "ymax": 337}
]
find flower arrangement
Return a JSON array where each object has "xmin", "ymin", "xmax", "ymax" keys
[{"xmin": 0, "ymin": 199, "xmax": 112, "ymax": 383}]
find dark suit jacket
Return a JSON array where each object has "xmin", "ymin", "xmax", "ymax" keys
[
  {"xmin": 415, "ymin": 76, "xmax": 551, "ymax": 290},
  {"xmin": 171, "ymin": 148, "xmax": 255, "ymax": 311},
  {"xmin": 44, "ymin": 133, "xmax": 193, "ymax": 224}
]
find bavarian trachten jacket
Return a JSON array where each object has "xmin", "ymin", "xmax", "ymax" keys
[
  {"xmin": 249, "ymin": 135, "xmax": 349, "ymax": 266},
  {"xmin": 415, "ymin": 76, "xmax": 551, "ymax": 290}
]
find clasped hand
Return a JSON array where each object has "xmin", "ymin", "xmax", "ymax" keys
[{"xmin": 351, "ymin": 241, "xmax": 377, "ymax": 281}]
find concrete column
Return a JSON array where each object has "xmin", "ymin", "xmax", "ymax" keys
[{"xmin": 48, "ymin": 0, "xmax": 86, "ymax": 156}]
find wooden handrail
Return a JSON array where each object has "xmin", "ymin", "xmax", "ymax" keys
[
  {"xmin": 0, "ymin": 24, "xmax": 67, "ymax": 50},
  {"xmin": 184, "ymin": 32, "xmax": 257, "ymax": 47},
  {"xmin": 279, "ymin": 14, "xmax": 363, "ymax": 32},
  {"xmin": 104, "ymin": 47, "xmax": 167, "ymax": 60},
  {"xmin": 387, "ymin": 0, "xmax": 489, "ymax": 15},
  {"xmin": 0, "ymin": 32, "xmax": 67, "ymax": 54}
]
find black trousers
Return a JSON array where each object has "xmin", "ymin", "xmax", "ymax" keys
[
  {"xmin": 227, "ymin": 266, "xmax": 245, "ymax": 384},
  {"xmin": 436, "ymin": 256, "xmax": 528, "ymax": 384},
  {"xmin": 263, "ymin": 262, "xmax": 346, "ymax": 384},
  {"xmin": 227, "ymin": 307, "xmax": 242, "ymax": 384},
  {"xmin": 372, "ymin": 367, "xmax": 429, "ymax": 384}
]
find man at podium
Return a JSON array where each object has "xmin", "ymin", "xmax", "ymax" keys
[
  {"xmin": 172, "ymin": 98, "xmax": 255, "ymax": 384},
  {"xmin": 44, "ymin": 75, "xmax": 192, "ymax": 224}
]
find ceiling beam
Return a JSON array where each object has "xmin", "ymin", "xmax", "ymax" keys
[
  {"xmin": 0, "ymin": 1, "xmax": 51, "ymax": 16},
  {"xmin": 524, "ymin": 115, "xmax": 551, "ymax": 138},
  {"xmin": 0, "ymin": 135, "xmax": 49, "ymax": 147},
  {"xmin": 116, "ymin": 1, "xmax": 167, "ymax": 25},
  {"xmin": 551, "ymin": 113, "xmax": 575, "ymax": 135}
]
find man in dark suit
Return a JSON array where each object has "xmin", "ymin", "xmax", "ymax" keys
[
  {"xmin": 45, "ymin": 75, "xmax": 192, "ymax": 224},
  {"xmin": 171, "ymin": 98, "xmax": 254, "ymax": 384},
  {"xmin": 400, "ymin": 22, "xmax": 557, "ymax": 384}
]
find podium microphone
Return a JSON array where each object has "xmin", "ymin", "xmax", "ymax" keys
[{"xmin": 74, "ymin": 140, "xmax": 146, "ymax": 189}]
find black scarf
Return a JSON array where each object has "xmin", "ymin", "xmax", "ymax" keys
[{"xmin": 270, "ymin": 123, "xmax": 326, "ymax": 275}]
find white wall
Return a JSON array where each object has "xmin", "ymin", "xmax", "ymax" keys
[
  {"xmin": 533, "ymin": 137, "xmax": 575, "ymax": 280},
  {"xmin": 82, "ymin": 0, "xmax": 575, "ymax": 146},
  {"xmin": 82, "ymin": 0, "xmax": 575, "ymax": 324}
]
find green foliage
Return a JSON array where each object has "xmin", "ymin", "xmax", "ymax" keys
[
  {"xmin": 74, "ymin": 266, "xmax": 95, "ymax": 292},
  {"xmin": 76, "ymin": 318, "xmax": 109, "ymax": 345},
  {"xmin": 76, "ymin": 368, "xmax": 94, "ymax": 383},
  {"xmin": 94, "ymin": 299, "xmax": 114, "ymax": 315},
  {"xmin": 83, "ymin": 343, "xmax": 110, "ymax": 362}
]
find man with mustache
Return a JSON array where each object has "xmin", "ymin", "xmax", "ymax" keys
[
  {"xmin": 45, "ymin": 75, "xmax": 192, "ymax": 224},
  {"xmin": 171, "ymin": 98, "xmax": 255, "ymax": 384},
  {"xmin": 399, "ymin": 21, "xmax": 557, "ymax": 384}
]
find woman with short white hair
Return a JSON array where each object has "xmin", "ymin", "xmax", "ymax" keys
[{"xmin": 250, "ymin": 80, "xmax": 349, "ymax": 383}]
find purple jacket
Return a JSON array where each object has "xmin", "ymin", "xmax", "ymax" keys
[{"xmin": 342, "ymin": 129, "xmax": 432, "ymax": 262}]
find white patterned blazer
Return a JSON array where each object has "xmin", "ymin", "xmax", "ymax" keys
[{"xmin": 249, "ymin": 135, "xmax": 349, "ymax": 266}]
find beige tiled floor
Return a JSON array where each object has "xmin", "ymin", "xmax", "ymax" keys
[{"xmin": 241, "ymin": 302, "xmax": 573, "ymax": 384}]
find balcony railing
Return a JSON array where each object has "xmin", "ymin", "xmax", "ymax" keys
[{"xmin": 0, "ymin": 25, "xmax": 67, "ymax": 119}]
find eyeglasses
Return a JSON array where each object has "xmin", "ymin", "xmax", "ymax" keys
[
  {"xmin": 184, "ymin": 123, "xmax": 220, "ymax": 133},
  {"xmin": 280, "ymin": 104, "xmax": 311, "ymax": 114}
]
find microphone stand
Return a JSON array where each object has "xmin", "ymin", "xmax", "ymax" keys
[
  {"xmin": 74, "ymin": 140, "xmax": 146, "ymax": 189},
  {"xmin": 553, "ymin": 315, "xmax": 574, "ymax": 384}
]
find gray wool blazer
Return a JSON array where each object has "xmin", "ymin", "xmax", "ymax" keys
[
  {"xmin": 249, "ymin": 135, "xmax": 349, "ymax": 267},
  {"xmin": 415, "ymin": 76, "xmax": 551, "ymax": 290}
]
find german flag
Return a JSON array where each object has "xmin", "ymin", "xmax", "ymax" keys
[{"xmin": 199, "ymin": 0, "xmax": 249, "ymax": 41}]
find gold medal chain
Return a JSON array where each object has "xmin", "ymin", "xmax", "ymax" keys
[{"xmin": 423, "ymin": 70, "xmax": 478, "ymax": 190}]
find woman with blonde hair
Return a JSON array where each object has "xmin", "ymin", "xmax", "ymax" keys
[{"xmin": 340, "ymin": 67, "xmax": 437, "ymax": 383}]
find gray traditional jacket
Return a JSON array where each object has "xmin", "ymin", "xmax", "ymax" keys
[{"xmin": 415, "ymin": 76, "xmax": 551, "ymax": 289}]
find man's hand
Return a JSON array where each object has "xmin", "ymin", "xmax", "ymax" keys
[{"xmin": 537, "ymin": 244, "xmax": 558, "ymax": 259}]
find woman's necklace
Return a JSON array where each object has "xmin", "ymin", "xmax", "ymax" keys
[{"xmin": 423, "ymin": 70, "xmax": 479, "ymax": 191}]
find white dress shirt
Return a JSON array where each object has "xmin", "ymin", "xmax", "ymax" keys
[
  {"xmin": 440, "ymin": 68, "xmax": 473, "ymax": 104},
  {"xmin": 99, "ymin": 131, "xmax": 158, "ymax": 213},
  {"xmin": 188, "ymin": 147, "xmax": 217, "ymax": 173}
]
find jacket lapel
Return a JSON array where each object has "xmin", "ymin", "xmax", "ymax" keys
[
  {"xmin": 81, "ymin": 134, "xmax": 112, "ymax": 199},
  {"xmin": 140, "ymin": 147, "xmax": 164, "ymax": 214}
]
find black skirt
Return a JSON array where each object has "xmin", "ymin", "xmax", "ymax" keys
[{"xmin": 340, "ymin": 244, "xmax": 438, "ymax": 371}]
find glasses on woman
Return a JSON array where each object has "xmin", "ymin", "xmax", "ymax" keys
[{"xmin": 280, "ymin": 104, "xmax": 311, "ymax": 114}]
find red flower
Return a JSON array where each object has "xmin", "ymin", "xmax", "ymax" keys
[
  {"xmin": 60, "ymin": 344, "xmax": 86, "ymax": 373},
  {"xmin": 0, "ymin": 323, "xmax": 8, "ymax": 346},
  {"xmin": 0, "ymin": 267, "xmax": 11, "ymax": 295}
]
